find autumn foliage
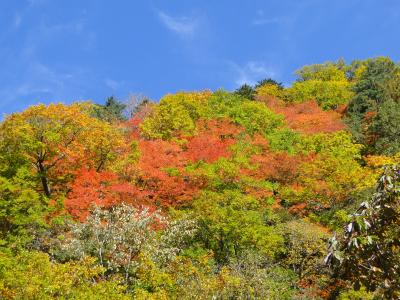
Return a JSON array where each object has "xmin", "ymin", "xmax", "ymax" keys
[
  {"xmin": 184, "ymin": 119, "xmax": 241, "ymax": 163},
  {"xmin": 2, "ymin": 58, "xmax": 399, "ymax": 299},
  {"xmin": 265, "ymin": 98, "xmax": 345, "ymax": 135},
  {"xmin": 65, "ymin": 168, "xmax": 138, "ymax": 221}
]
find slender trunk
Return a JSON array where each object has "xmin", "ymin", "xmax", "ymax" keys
[
  {"xmin": 96, "ymin": 159, "xmax": 105, "ymax": 172},
  {"xmin": 219, "ymin": 232, "xmax": 225, "ymax": 262},
  {"xmin": 125, "ymin": 248, "xmax": 133, "ymax": 285},
  {"xmin": 37, "ymin": 161, "xmax": 51, "ymax": 197}
]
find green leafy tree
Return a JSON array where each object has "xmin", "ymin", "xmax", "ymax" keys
[
  {"xmin": 337, "ymin": 287, "xmax": 376, "ymax": 300},
  {"xmin": 326, "ymin": 166, "xmax": 400, "ymax": 298},
  {"xmin": 348, "ymin": 57, "xmax": 398, "ymax": 114},
  {"xmin": 280, "ymin": 219, "xmax": 329, "ymax": 280},
  {"xmin": 285, "ymin": 80, "xmax": 352, "ymax": 110},
  {"xmin": 282, "ymin": 131, "xmax": 375, "ymax": 211},
  {"xmin": 0, "ymin": 168, "xmax": 48, "ymax": 248},
  {"xmin": 295, "ymin": 60, "xmax": 348, "ymax": 82},
  {"xmin": 285, "ymin": 60, "xmax": 353, "ymax": 109},
  {"xmin": 207, "ymin": 91, "xmax": 284, "ymax": 136},
  {"xmin": 192, "ymin": 190, "xmax": 284, "ymax": 264},
  {"xmin": 213, "ymin": 254, "xmax": 297, "ymax": 299},
  {"xmin": 255, "ymin": 82, "xmax": 286, "ymax": 100},
  {"xmin": 255, "ymin": 78, "xmax": 284, "ymax": 90},
  {"xmin": 140, "ymin": 91, "xmax": 211, "ymax": 140},
  {"xmin": 0, "ymin": 250, "xmax": 128, "ymax": 299},
  {"xmin": 369, "ymin": 100, "xmax": 400, "ymax": 155}
]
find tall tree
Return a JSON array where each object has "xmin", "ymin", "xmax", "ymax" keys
[
  {"xmin": 255, "ymin": 78, "xmax": 284, "ymax": 90},
  {"xmin": 346, "ymin": 57, "xmax": 400, "ymax": 147},
  {"xmin": 94, "ymin": 96, "xmax": 127, "ymax": 123},
  {"xmin": 326, "ymin": 166, "xmax": 400, "ymax": 298},
  {"xmin": 0, "ymin": 168, "xmax": 48, "ymax": 247},
  {"xmin": 285, "ymin": 63, "xmax": 353, "ymax": 110},
  {"xmin": 0, "ymin": 103, "xmax": 124, "ymax": 197},
  {"xmin": 369, "ymin": 100, "xmax": 400, "ymax": 155},
  {"xmin": 140, "ymin": 91, "xmax": 211, "ymax": 140},
  {"xmin": 234, "ymin": 84, "xmax": 256, "ymax": 100}
]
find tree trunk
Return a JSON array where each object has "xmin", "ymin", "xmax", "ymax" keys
[{"xmin": 38, "ymin": 161, "xmax": 51, "ymax": 197}]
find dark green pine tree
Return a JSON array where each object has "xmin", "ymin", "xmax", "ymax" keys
[
  {"xmin": 234, "ymin": 84, "xmax": 256, "ymax": 100},
  {"xmin": 94, "ymin": 96, "xmax": 127, "ymax": 123}
]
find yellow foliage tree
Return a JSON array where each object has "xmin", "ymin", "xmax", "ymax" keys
[
  {"xmin": 0, "ymin": 103, "xmax": 125, "ymax": 197},
  {"xmin": 140, "ymin": 91, "xmax": 212, "ymax": 140}
]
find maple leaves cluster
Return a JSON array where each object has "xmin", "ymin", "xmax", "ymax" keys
[
  {"xmin": 264, "ymin": 98, "xmax": 345, "ymax": 135},
  {"xmin": 0, "ymin": 90, "xmax": 367, "ymax": 227},
  {"xmin": 65, "ymin": 117, "xmax": 242, "ymax": 218},
  {"xmin": 58, "ymin": 91, "xmax": 361, "ymax": 221},
  {"xmin": 1, "ymin": 57, "xmax": 399, "ymax": 299}
]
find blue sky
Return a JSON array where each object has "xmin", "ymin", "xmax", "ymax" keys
[{"xmin": 1, "ymin": 0, "xmax": 399, "ymax": 115}]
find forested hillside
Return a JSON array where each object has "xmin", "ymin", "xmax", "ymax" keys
[{"xmin": 0, "ymin": 57, "xmax": 399, "ymax": 299}]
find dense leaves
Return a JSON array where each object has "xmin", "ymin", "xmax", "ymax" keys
[
  {"xmin": 65, "ymin": 168, "xmax": 138, "ymax": 221},
  {"xmin": 327, "ymin": 166, "xmax": 400, "ymax": 298},
  {"xmin": 93, "ymin": 96, "xmax": 127, "ymax": 123},
  {"xmin": 0, "ymin": 250, "xmax": 128, "ymax": 299},
  {"xmin": 0, "ymin": 57, "xmax": 398, "ymax": 299},
  {"xmin": 346, "ymin": 57, "xmax": 400, "ymax": 155},
  {"xmin": 140, "ymin": 91, "xmax": 211, "ymax": 140},
  {"xmin": 0, "ymin": 103, "xmax": 125, "ymax": 197},
  {"xmin": 0, "ymin": 168, "xmax": 48, "ymax": 247}
]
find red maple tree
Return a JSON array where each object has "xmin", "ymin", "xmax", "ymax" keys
[
  {"xmin": 184, "ymin": 119, "xmax": 241, "ymax": 163},
  {"xmin": 265, "ymin": 99, "xmax": 345, "ymax": 134},
  {"xmin": 65, "ymin": 168, "xmax": 139, "ymax": 221}
]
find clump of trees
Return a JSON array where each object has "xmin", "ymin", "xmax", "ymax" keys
[{"xmin": 0, "ymin": 56, "xmax": 399, "ymax": 299}]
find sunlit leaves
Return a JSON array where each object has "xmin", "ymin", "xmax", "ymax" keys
[
  {"xmin": 0, "ymin": 103, "xmax": 125, "ymax": 197},
  {"xmin": 140, "ymin": 91, "xmax": 211, "ymax": 140},
  {"xmin": 192, "ymin": 190, "xmax": 284, "ymax": 263},
  {"xmin": 207, "ymin": 91, "xmax": 284, "ymax": 136},
  {"xmin": 1, "ymin": 57, "xmax": 397, "ymax": 299},
  {"xmin": 0, "ymin": 250, "xmax": 128, "ymax": 299},
  {"xmin": 0, "ymin": 168, "xmax": 48, "ymax": 247},
  {"xmin": 285, "ymin": 80, "xmax": 353, "ymax": 110},
  {"xmin": 65, "ymin": 168, "xmax": 138, "ymax": 221},
  {"xmin": 281, "ymin": 132, "xmax": 375, "ymax": 210},
  {"xmin": 267, "ymin": 100, "xmax": 345, "ymax": 135},
  {"xmin": 60, "ymin": 205, "xmax": 197, "ymax": 285}
]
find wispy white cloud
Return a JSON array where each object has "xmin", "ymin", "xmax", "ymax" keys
[
  {"xmin": 14, "ymin": 13, "xmax": 22, "ymax": 28},
  {"xmin": 157, "ymin": 10, "xmax": 197, "ymax": 37},
  {"xmin": 0, "ymin": 5, "xmax": 100, "ymax": 114},
  {"xmin": 0, "ymin": 62, "xmax": 87, "ymax": 110},
  {"xmin": 38, "ymin": 19, "xmax": 86, "ymax": 37},
  {"xmin": 104, "ymin": 78, "xmax": 124, "ymax": 90},
  {"xmin": 230, "ymin": 61, "xmax": 277, "ymax": 87},
  {"xmin": 252, "ymin": 9, "xmax": 291, "ymax": 26},
  {"xmin": 0, "ymin": 20, "xmax": 93, "ymax": 113},
  {"xmin": 28, "ymin": 0, "xmax": 47, "ymax": 6},
  {"xmin": 252, "ymin": 17, "xmax": 287, "ymax": 26}
]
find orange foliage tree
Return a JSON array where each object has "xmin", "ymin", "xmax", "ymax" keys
[
  {"xmin": 183, "ymin": 119, "xmax": 242, "ymax": 163},
  {"xmin": 265, "ymin": 99, "xmax": 345, "ymax": 135},
  {"xmin": 65, "ymin": 168, "xmax": 139, "ymax": 221},
  {"xmin": 135, "ymin": 139, "xmax": 198, "ymax": 207},
  {"xmin": 249, "ymin": 151, "xmax": 307, "ymax": 185}
]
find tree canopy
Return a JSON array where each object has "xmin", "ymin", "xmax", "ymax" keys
[{"xmin": 0, "ymin": 56, "xmax": 399, "ymax": 299}]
